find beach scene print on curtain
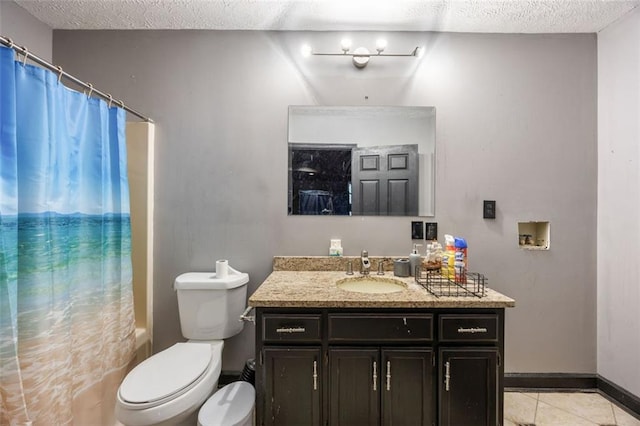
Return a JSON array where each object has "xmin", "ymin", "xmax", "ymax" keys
[{"xmin": 0, "ymin": 45, "xmax": 136, "ymax": 425}]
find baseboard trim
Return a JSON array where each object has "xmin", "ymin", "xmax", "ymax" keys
[
  {"xmin": 597, "ymin": 375, "xmax": 640, "ymax": 419},
  {"xmin": 505, "ymin": 373, "xmax": 597, "ymax": 390},
  {"xmin": 505, "ymin": 373, "xmax": 639, "ymax": 418}
]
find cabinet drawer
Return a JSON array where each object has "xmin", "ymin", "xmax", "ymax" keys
[
  {"xmin": 262, "ymin": 314, "xmax": 322, "ymax": 342},
  {"xmin": 439, "ymin": 314, "xmax": 499, "ymax": 342},
  {"xmin": 328, "ymin": 314, "xmax": 433, "ymax": 342}
]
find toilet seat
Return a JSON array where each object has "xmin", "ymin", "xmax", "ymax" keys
[
  {"xmin": 116, "ymin": 341, "xmax": 223, "ymax": 426},
  {"xmin": 119, "ymin": 343, "xmax": 215, "ymax": 410}
]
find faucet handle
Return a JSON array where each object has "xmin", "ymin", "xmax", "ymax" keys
[
  {"xmin": 377, "ymin": 260, "xmax": 384, "ymax": 275},
  {"xmin": 346, "ymin": 260, "xmax": 354, "ymax": 275}
]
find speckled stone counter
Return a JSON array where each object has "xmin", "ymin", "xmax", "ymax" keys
[{"xmin": 249, "ymin": 256, "xmax": 515, "ymax": 308}]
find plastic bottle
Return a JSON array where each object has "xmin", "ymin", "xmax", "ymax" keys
[
  {"xmin": 442, "ymin": 234, "xmax": 455, "ymax": 279},
  {"xmin": 423, "ymin": 241, "xmax": 443, "ymax": 270},
  {"xmin": 409, "ymin": 243, "xmax": 422, "ymax": 277},
  {"xmin": 423, "ymin": 243, "xmax": 433, "ymax": 268},
  {"xmin": 454, "ymin": 237, "xmax": 468, "ymax": 283},
  {"xmin": 432, "ymin": 241, "xmax": 443, "ymax": 269}
]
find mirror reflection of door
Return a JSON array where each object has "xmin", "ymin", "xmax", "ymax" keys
[
  {"xmin": 288, "ymin": 143, "xmax": 418, "ymax": 216},
  {"xmin": 352, "ymin": 144, "xmax": 419, "ymax": 216}
]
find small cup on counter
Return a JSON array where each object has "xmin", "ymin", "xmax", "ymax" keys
[{"xmin": 394, "ymin": 258, "xmax": 410, "ymax": 277}]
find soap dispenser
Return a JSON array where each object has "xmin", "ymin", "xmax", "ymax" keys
[{"xmin": 409, "ymin": 243, "xmax": 422, "ymax": 277}]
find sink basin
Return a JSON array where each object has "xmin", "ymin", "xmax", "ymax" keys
[{"xmin": 336, "ymin": 276, "xmax": 407, "ymax": 294}]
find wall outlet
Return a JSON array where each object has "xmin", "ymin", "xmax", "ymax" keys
[
  {"xmin": 483, "ymin": 200, "xmax": 496, "ymax": 219},
  {"xmin": 411, "ymin": 221, "xmax": 424, "ymax": 240},
  {"xmin": 425, "ymin": 222, "xmax": 438, "ymax": 241}
]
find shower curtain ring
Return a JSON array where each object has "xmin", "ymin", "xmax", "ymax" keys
[
  {"xmin": 86, "ymin": 83, "xmax": 94, "ymax": 98},
  {"xmin": 21, "ymin": 47, "xmax": 28, "ymax": 66},
  {"xmin": 56, "ymin": 66, "xmax": 63, "ymax": 83},
  {"xmin": 7, "ymin": 38, "xmax": 14, "ymax": 48},
  {"xmin": 107, "ymin": 94, "xmax": 113, "ymax": 108},
  {"xmin": 118, "ymin": 100, "xmax": 125, "ymax": 108}
]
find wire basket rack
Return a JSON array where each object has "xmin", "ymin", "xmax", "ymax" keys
[{"xmin": 415, "ymin": 266, "xmax": 487, "ymax": 298}]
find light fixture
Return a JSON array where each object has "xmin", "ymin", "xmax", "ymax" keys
[
  {"xmin": 301, "ymin": 44, "xmax": 312, "ymax": 58},
  {"xmin": 340, "ymin": 38, "xmax": 352, "ymax": 53},
  {"xmin": 303, "ymin": 39, "xmax": 421, "ymax": 69},
  {"xmin": 375, "ymin": 38, "xmax": 388, "ymax": 53}
]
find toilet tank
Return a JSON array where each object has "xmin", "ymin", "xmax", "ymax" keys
[{"xmin": 174, "ymin": 269, "xmax": 249, "ymax": 340}]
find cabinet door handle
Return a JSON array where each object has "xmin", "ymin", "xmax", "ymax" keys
[
  {"xmin": 386, "ymin": 361, "xmax": 391, "ymax": 391},
  {"xmin": 313, "ymin": 360, "xmax": 318, "ymax": 391},
  {"xmin": 372, "ymin": 361, "xmax": 378, "ymax": 391},
  {"xmin": 276, "ymin": 326, "xmax": 306, "ymax": 333},
  {"xmin": 444, "ymin": 361, "xmax": 451, "ymax": 391}
]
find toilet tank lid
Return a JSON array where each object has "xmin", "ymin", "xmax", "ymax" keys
[{"xmin": 174, "ymin": 269, "xmax": 249, "ymax": 290}]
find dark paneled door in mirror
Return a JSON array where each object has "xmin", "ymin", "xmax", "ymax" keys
[{"xmin": 352, "ymin": 144, "xmax": 419, "ymax": 216}]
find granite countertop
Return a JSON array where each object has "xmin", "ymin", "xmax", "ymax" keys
[{"xmin": 248, "ymin": 257, "xmax": 516, "ymax": 309}]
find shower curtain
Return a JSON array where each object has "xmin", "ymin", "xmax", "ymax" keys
[{"xmin": 0, "ymin": 46, "xmax": 136, "ymax": 425}]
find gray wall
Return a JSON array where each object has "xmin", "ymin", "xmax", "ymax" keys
[
  {"xmin": 598, "ymin": 7, "xmax": 640, "ymax": 397},
  {"xmin": 53, "ymin": 30, "xmax": 597, "ymax": 373},
  {"xmin": 0, "ymin": 0, "xmax": 52, "ymax": 62}
]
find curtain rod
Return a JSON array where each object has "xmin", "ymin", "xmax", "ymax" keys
[{"xmin": 0, "ymin": 35, "xmax": 152, "ymax": 123}]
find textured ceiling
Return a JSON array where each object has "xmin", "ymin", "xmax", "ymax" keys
[{"xmin": 13, "ymin": 0, "xmax": 640, "ymax": 33}]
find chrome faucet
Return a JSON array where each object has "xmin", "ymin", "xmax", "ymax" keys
[{"xmin": 361, "ymin": 250, "xmax": 371, "ymax": 275}]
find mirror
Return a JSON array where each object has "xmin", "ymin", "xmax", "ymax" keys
[{"xmin": 288, "ymin": 106, "xmax": 435, "ymax": 216}]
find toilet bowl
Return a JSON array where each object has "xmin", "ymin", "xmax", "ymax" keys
[
  {"xmin": 115, "ymin": 268, "xmax": 253, "ymax": 426},
  {"xmin": 116, "ymin": 341, "xmax": 223, "ymax": 426}
]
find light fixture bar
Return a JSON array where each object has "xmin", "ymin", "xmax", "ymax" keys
[
  {"xmin": 302, "ymin": 42, "xmax": 422, "ymax": 68},
  {"xmin": 309, "ymin": 48, "xmax": 420, "ymax": 58}
]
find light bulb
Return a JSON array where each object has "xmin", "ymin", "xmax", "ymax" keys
[
  {"xmin": 301, "ymin": 44, "xmax": 312, "ymax": 58},
  {"xmin": 375, "ymin": 38, "xmax": 387, "ymax": 53},
  {"xmin": 340, "ymin": 38, "xmax": 352, "ymax": 53}
]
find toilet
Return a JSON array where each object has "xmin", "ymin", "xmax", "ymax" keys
[{"xmin": 115, "ymin": 267, "xmax": 254, "ymax": 426}]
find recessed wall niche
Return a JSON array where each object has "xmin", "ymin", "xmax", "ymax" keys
[{"xmin": 518, "ymin": 221, "xmax": 550, "ymax": 250}]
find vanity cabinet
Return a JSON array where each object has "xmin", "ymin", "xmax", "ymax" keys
[
  {"xmin": 329, "ymin": 348, "xmax": 434, "ymax": 426},
  {"xmin": 262, "ymin": 347, "xmax": 322, "ymax": 426},
  {"xmin": 327, "ymin": 313, "xmax": 435, "ymax": 426},
  {"xmin": 328, "ymin": 348, "xmax": 380, "ymax": 425},
  {"xmin": 438, "ymin": 314, "xmax": 501, "ymax": 426},
  {"xmin": 439, "ymin": 348, "xmax": 498, "ymax": 426},
  {"xmin": 255, "ymin": 308, "xmax": 504, "ymax": 426}
]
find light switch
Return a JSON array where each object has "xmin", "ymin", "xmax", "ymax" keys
[
  {"xmin": 426, "ymin": 223, "xmax": 438, "ymax": 241},
  {"xmin": 411, "ymin": 221, "xmax": 424, "ymax": 240},
  {"xmin": 483, "ymin": 200, "xmax": 496, "ymax": 219}
]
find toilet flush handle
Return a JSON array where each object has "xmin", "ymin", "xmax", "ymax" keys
[{"xmin": 240, "ymin": 306, "xmax": 255, "ymax": 324}]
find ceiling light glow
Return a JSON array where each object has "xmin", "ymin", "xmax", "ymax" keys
[{"xmin": 340, "ymin": 38, "xmax": 352, "ymax": 53}]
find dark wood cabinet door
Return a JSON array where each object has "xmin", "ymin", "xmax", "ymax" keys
[
  {"xmin": 351, "ymin": 144, "xmax": 419, "ymax": 216},
  {"xmin": 381, "ymin": 348, "xmax": 435, "ymax": 426},
  {"xmin": 329, "ymin": 348, "xmax": 380, "ymax": 426},
  {"xmin": 263, "ymin": 347, "xmax": 322, "ymax": 426},
  {"xmin": 439, "ymin": 348, "xmax": 499, "ymax": 426}
]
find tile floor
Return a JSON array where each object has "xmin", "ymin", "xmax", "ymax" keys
[{"xmin": 504, "ymin": 391, "xmax": 640, "ymax": 426}]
